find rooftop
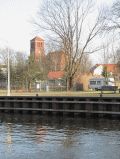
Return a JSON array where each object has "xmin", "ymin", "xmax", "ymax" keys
[
  {"xmin": 48, "ymin": 71, "xmax": 64, "ymax": 80},
  {"xmin": 91, "ymin": 64, "xmax": 117, "ymax": 73},
  {"xmin": 31, "ymin": 36, "xmax": 44, "ymax": 41}
]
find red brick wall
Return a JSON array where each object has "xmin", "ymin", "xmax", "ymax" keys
[{"xmin": 30, "ymin": 37, "xmax": 45, "ymax": 62}]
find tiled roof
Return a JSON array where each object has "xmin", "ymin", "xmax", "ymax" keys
[
  {"xmin": 31, "ymin": 36, "xmax": 44, "ymax": 41},
  {"xmin": 91, "ymin": 64, "xmax": 117, "ymax": 73},
  {"xmin": 48, "ymin": 71, "xmax": 64, "ymax": 79}
]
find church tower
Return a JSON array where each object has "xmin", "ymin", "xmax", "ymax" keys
[{"xmin": 30, "ymin": 36, "xmax": 45, "ymax": 62}]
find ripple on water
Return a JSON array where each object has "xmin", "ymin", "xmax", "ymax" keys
[{"xmin": 0, "ymin": 115, "xmax": 120, "ymax": 159}]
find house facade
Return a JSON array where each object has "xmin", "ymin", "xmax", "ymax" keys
[
  {"xmin": 90, "ymin": 63, "xmax": 120, "ymax": 88},
  {"xmin": 91, "ymin": 64, "xmax": 117, "ymax": 76}
]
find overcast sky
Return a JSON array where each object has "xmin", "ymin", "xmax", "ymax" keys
[
  {"xmin": 0, "ymin": 0, "xmax": 41, "ymax": 54},
  {"xmin": 0, "ymin": 0, "xmax": 114, "ymax": 56}
]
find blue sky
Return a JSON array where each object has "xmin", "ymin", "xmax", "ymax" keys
[{"xmin": 0, "ymin": 0, "xmax": 114, "ymax": 56}]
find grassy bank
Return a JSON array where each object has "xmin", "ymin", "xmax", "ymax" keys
[{"xmin": 0, "ymin": 90, "xmax": 119, "ymax": 97}]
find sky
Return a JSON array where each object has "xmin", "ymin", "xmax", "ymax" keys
[
  {"xmin": 0, "ymin": 0, "xmax": 41, "ymax": 54},
  {"xmin": 0, "ymin": 0, "xmax": 114, "ymax": 57}
]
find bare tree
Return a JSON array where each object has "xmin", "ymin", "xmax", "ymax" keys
[
  {"xmin": 112, "ymin": 49, "xmax": 120, "ymax": 63},
  {"xmin": 100, "ymin": 35, "xmax": 120, "ymax": 64},
  {"xmin": 0, "ymin": 48, "xmax": 28, "ymax": 90},
  {"xmin": 78, "ymin": 54, "xmax": 92, "ymax": 74},
  {"xmin": 35, "ymin": 0, "xmax": 104, "ymax": 90},
  {"xmin": 24, "ymin": 54, "xmax": 48, "ymax": 92},
  {"xmin": 11, "ymin": 51, "xmax": 28, "ymax": 90},
  {"xmin": 102, "ymin": 0, "xmax": 120, "ymax": 34},
  {"xmin": 99, "ymin": 42, "xmax": 112, "ymax": 64},
  {"xmin": 101, "ymin": 0, "xmax": 120, "ymax": 66}
]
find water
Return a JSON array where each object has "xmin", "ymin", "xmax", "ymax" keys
[{"xmin": 0, "ymin": 114, "xmax": 120, "ymax": 159}]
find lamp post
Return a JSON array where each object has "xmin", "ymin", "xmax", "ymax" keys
[
  {"xmin": 7, "ymin": 47, "xmax": 10, "ymax": 96},
  {"xmin": 0, "ymin": 39, "xmax": 10, "ymax": 96}
]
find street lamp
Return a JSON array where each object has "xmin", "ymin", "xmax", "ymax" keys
[
  {"xmin": 0, "ymin": 38, "xmax": 10, "ymax": 96},
  {"xmin": 7, "ymin": 47, "xmax": 10, "ymax": 96}
]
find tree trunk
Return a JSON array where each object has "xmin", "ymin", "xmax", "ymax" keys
[
  {"xmin": 28, "ymin": 81, "xmax": 31, "ymax": 92},
  {"xmin": 67, "ymin": 77, "xmax": 73, "ymax": 91}
]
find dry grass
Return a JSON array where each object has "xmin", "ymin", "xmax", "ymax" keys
[{"xmin": 0, "ymin": 90, "xmax": 119, "ymax": 97}]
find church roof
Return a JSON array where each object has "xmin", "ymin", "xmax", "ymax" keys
[{"xmin": 31, "ymin": 36, "xmax": 44, "ymax": 41}]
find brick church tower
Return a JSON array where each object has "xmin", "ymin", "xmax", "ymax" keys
[{"xmin": 30, "ymin": 36, "xmax": 45, "ymax": 62}]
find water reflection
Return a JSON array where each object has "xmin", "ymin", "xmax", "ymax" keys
[{"xmin": 0, "ymin": 114, "xmax": 120, "ymax": 159}]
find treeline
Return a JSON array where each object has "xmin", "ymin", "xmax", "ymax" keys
[
  {"xmin": 0, "ymin": 49, "xmax": 47, "ymax": 91},
  {"xmin": 0, "ymin": 48, "xmax": 92, "ymax": 91}
]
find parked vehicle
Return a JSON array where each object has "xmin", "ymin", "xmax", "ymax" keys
[
  {"xmin": 89, "ymin": 77, "xmax": 115, "ymax": 91},
  {"xmin": 101, "ymin": 85, "xmax": 118, "ymax": 91}
]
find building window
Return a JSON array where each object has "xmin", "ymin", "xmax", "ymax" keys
[
  {"xmin": 37, "ymin": 42, "xmax": 40, "ymax": 47},
  {"xmin": 37, "ymin": 42, "xmax": 43, "ymax": 47},
  {"xmin": 90, "ymin": 81, "xmax": 96, "ymax": 85},
  {"xmin": 97, "ymin": 81, "xmax": 101, "ymax": 85}
]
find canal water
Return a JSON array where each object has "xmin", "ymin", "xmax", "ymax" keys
[{"xmin": 0, "ymin": 114, "xmax": 120, "ymax": 159}]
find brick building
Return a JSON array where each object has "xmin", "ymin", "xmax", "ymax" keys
[
  {"xmin": 30, "ymin": 36, "xmax": 45, "ymax": 62},
  {"xmin": 46, "ymin": 51, "xmax": 66, "ymax": 71},
  {"xmin": 30, "ymin": 36, "xmax": 66, "ymax": 70}
]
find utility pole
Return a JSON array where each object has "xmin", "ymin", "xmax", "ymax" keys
[
  {"xmin": 0, "ymin": 38, "xmax": 10, "ymax": 96},
  {"xmin": 7, "ymin": 47, "xmax": 10, "ymax": 96}
]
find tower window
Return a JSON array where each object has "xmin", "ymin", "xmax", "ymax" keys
[
  {"xmin": 37, "ymin": 42, "xmax": 43, "ymax": 47},
  {"xmin": 37, "ymin": 42, "xmax": 40, "ymax": 47}
]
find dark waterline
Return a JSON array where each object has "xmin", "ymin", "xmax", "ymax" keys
[{"xmin": 0, "ymin": 114, "xmax": 120, "ymax": 159}]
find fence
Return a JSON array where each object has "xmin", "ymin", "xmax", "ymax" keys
[{"xmin": 0, "ymin": 78, "xmax": 120, "ymax": 96}]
